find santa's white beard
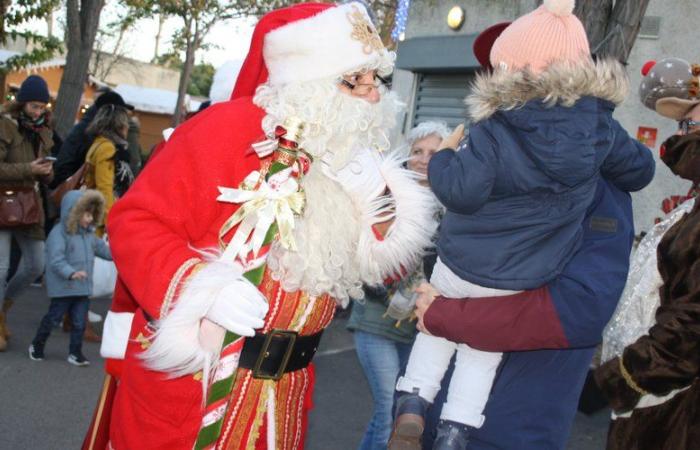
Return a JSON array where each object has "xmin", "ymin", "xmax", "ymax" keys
[{"xmin": 256, "ymin": 79, "xmax": 402, "ymax": 304}]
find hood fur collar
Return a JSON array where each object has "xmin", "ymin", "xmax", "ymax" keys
[
  {"xmin": 466, "ymin": 59, "xmax": 630, "ymax": 122},
  {"xmin": 65, "ymin": 190, "xmax": 105, "ymax": 234}
]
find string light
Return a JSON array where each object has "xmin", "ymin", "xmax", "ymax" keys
[{"xmin": 391, "ymin": 0, "xmax": 410, "ymax": 42}]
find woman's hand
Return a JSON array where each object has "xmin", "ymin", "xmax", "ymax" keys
[
  {"xmin": 30, "ymin": 158, "xmax": 53, "ymax": 176},
  {"xmin": 439, "ymin": 124, "xmax": 465, "ymax": 151},
  {"xmin": 415, "ymin": 282, "xmax": 440, "ymax": 334}
]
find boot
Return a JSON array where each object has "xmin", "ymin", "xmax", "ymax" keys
[
  {"xmin": 388, "ymin": 391, "xmax": 431, "ymax": 450},
  {"xmin": 433, "ymin": 420, "xmax": 470, "ymax": 450},
  {"xmin": 2, "ymin": 299, "xmax": 13, "ymax": 340},
  {"xmin": 84, "ymin": 321, "xmax": 101, "ymax": 343},
  {"xmin": 0, "ymin": 312, "xmax": 7, "ymax": 351}
]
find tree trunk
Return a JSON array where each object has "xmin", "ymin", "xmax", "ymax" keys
[
  {"xmin": 153, "ymin": 14, "xmax": 165, "ymax": 62},
  {"xmin": 574, "ymin": 0, "xmax": 613, "ymax": 51},
  {"xmin": 172, "ymin": 37, "xmax": 196, "ymax": 127},
  {"xmin": 53, "ymin": 0, "xmax": 105, "ymax": 138},
  {"xmin": 600, "ymin": 0, "xmax": 652, "ymax": 63},
  {"xmin": 0, "ymin": 72, "xmax": 6, "ymax": 102}
]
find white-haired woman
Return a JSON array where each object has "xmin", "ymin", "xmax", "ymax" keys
[{"xmin": 347, "ymin": 121, "xmax": 450, "ymax": 450}]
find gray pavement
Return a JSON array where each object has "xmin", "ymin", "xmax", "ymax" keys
[{"xmin": 0, "ymin": 288, "xmax": 609, "ymax": 449}]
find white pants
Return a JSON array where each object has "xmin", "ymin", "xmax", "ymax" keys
[{"xmin": 396, "ymin": 258, "xmax": 521, "ymax": 427}]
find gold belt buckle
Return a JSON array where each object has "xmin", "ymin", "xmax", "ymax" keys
[{"xmin": 252, "ymin": 329, "xmax": 298, "ymax": 381}]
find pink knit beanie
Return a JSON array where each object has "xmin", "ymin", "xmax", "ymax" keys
[{"xmin": 490, "ymin": 0, "xmax": 590, "ymax": 73}]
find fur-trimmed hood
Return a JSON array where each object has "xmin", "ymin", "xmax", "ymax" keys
[
  {"xmin": 61, "ymin": 190, "xmax": 106, "ymax": 234},
  {"xmin": 466, "ymin": 59, "xmax": 629, "ymax": 122}
]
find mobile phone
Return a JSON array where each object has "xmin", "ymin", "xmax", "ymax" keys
[{"xmin": 42, "ymin": 156, "xmax": 57, "ymax": 162}]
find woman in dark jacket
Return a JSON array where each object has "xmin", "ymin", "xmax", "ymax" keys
[{"xmin": 0, "ymin": 75, "xmax": 54, "ymax": 351}]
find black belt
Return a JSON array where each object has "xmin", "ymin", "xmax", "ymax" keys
[{"xmin": 239, "ymin": 329, "xmax": 323, "ymax": 381}]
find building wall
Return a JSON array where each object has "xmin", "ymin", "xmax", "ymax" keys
[
  {"xmin": 393, "ymin": 0, "xmax": 695, "ymax": 232},
  {"xmin": 136, "ymin": 111, "xmax": 171, "ymax": 154},
  {"xmin": 91, "ymin": 53, "xmax": 180, "ymax": 92}
]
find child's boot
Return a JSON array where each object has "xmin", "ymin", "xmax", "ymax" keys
[
  {"xmin": 388, "ymin": 390, "xmax": 430, "ymax": 450},
  {"xmin": 433, "ymin": 419, "xmax": 470, "ymax": 450}
]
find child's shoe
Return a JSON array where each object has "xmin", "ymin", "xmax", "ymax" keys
[
  {"xmin": 28, "ymin": 344, "xmax": 45, "ymax": 361},
  {"xmin": 388, "ymin": 391, "xmax": 431, "ymax": 450},
  {"xmin": 67, "ymin": 353, "xmax": 90, "ymax": 366},
  {"xmin": 433, "ymin": 419, "xmax": 470, "ymax": 450}
]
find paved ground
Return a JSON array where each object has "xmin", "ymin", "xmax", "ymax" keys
[{"xmin": 0, "ymin": 287, "xmax": 610, "ymax": 449}]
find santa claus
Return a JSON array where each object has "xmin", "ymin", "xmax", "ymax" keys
[{"xmin": 83, "ymin": 3, "xmax": 436, "ymax": 450}]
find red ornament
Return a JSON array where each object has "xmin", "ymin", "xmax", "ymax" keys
[
  {"xmin": 641, "ymin": 60, "xmax": 656, "ymax": 76},
  {"xmin": 660, "ymin": 143, "xmax": 666, "ymax": 158}
]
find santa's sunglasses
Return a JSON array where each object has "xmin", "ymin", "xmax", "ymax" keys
[{"xmin": 678, "ymin": 118, "xmax": 700, "ymax": 135}]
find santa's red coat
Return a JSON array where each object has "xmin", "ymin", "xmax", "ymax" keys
[{"xmin": 102, "ymin": 97, "xmax": 282, "ymax": 449}]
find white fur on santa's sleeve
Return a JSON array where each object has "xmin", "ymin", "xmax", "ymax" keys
[
  {"xmin": 141, "ymin": 260, "xmax": 245, "ymax": 378},
  {"xmin": 356, "ymin": 152, "xmax": 438, "ymax": 284}
]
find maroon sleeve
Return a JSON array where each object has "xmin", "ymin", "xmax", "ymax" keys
[{"xmin": 423, "ymin": 287, "xmax": 569, "ymax": 352}]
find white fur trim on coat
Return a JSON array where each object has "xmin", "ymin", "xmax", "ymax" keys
[
  {"xmin": 263, "ymin": 2, "xmax": 394, "ymax": 86},
  {"xmin": 466, "ymin": 58, "xmax": 630, "ymax": 122},
  {"xmin": 100, "ymin": 311, "xmax": 134, "ymax": 359},
  {"xmin": 356, "ymin": 152, "xmax": 438, "ymax": 284},
  {"xmin": 141, "ymin": 261, "xmax": 246, "ymax": 377}
]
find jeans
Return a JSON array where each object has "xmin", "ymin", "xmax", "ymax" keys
[
  {"xmin": 32, "ymin": 296, "xmax": 89, "ymax": 355},
  {"xmin": 0, "ymin": 230, "xmax": 45, "ymax": 301},
  {"xmin": 354, "ymin": 330, "xmax": 413, "ymax": 450}
]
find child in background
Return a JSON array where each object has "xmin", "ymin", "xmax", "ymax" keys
[
  {"xmin": 390, "ymin": 1, "xmax": 656, "ymax": 449},
  {"xmin": 29, "ymin": 190, "xmax": 111, "ymax": 366}
]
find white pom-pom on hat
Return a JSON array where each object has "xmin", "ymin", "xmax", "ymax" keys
[{"xmin": 543, "ymin": 0, "xmax": 575, "ymax": 16}]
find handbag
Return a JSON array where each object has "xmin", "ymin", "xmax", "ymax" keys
[
  {"xmin": 49, "ymin": 161, "xmax": 88, "ymax": 208},
  {"xmin": 92, "ymin": 237, "xmax": 117, "ymax": 299},
  {"xmin": 0, "ymin": 185, "xmax": 42, "ymax": 227}
]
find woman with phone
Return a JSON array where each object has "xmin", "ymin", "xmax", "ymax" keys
[{"xmin": 0, "ymin": 75, "xmax": 54, "ymax": 351}]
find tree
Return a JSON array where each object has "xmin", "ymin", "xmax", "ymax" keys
[
  {"xmin": 52, "ymin": 0, "xmax": 106, "ymax": 137},
  {"xmin": 0, "ymin": 0, "xmax": 62, "ymax": 101},
  {"xmin": 187, "ymin": 62, "xmax": 215, "ymax": 97},
  {"xmin": 574, "ymin": 0, "xmax": 652, "ymax": 64},
  {"xmin": 90, "ymin": 4, "xmax": 141, "ymax": 81}
]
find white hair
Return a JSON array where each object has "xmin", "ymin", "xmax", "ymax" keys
[{"xmin": 406, "ymin": 121, "xmax": 451, "ymax": 146}]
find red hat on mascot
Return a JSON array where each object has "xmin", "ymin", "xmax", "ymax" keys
[{"xmin": 231, "ymin": 1, "xmax": 393, "ymax": 100}]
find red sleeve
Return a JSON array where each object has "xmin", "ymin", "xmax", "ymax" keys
[
  {"xmin": 423, "ymin": 287, "xmax": 569, "ymax": 352},
  {"xmin": 107, "ymin": 101, "xmax": 264, "ymax": 320}
]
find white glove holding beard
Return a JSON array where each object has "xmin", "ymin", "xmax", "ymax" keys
[{"xmin": 205, "ymin": 281, "xmax": 269, "ymax": 337}]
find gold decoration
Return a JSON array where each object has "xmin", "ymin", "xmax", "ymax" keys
[
  {"xmin": 619, "ymin": 357, "xmax": 649, "ymax": 396},
  {"xmin": 193, "ymin": 371, "xmax": 203, "ymax": 381},
  {"xmin": 347, "ymin": 5, "xmax": 384, "ymax": 55},
  {"xmin": 136, "ymin": 333, "xmax": 151, "ymax": 350}
]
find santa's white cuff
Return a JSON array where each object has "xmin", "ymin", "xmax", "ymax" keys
[{"xmin": 142, "ymin": 260, "xmax": 246, "ymax": 377}]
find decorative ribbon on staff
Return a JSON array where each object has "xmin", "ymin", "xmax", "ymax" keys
[
  {"xmin": 217, "ymin": 168, "xmax": 305, "ymax": 262},
  {"xmin": 194, "ymin": 117, "xmax": 308, "ymax": 450}
]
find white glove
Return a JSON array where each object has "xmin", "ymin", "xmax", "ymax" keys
[
  {"xmin": 205, "ymin": 281, "xmax": 269, "ymax": 337},
  {"xmin": 333, "ymin": 148, "xmax": 387, "ymax": 205}
]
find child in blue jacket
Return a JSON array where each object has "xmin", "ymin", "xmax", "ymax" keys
[
  {"xmin": 29, "ymin": 190, "xmax": 111, "ymax": 366},
  {"xmin": 391, "ymin": 2, "xmax": 656, "ymax": 449}
]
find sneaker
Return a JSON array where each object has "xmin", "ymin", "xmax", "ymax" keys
[
  {"xmin": 67, "ymin": 353, "xmax": 90, "ymax": 366},
  {"xmin": 28, "ymin": 344, "xmax": 45, "ymax": 361}
]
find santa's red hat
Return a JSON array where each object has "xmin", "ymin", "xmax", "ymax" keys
[{"xmin": 232, "ymin": 2, "xmax": 393, "ymax": 100}]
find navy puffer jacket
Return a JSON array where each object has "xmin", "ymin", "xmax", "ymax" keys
[{"xmin": 429, "ymin": 60, "xmax": 655, "ymax": 290}]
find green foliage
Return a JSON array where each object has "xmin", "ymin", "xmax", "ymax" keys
[
  {"xmin": 187, "ymin": 62, "xmax": 214, "ymax": 97},
  {"xmin": 0, "ymin": 0, "xmax": 63, "ymax": 74}
]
